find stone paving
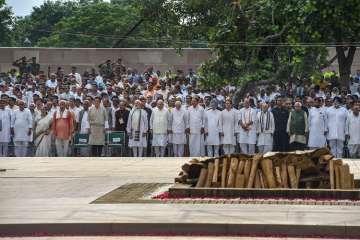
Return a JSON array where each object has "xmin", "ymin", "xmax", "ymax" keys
[{"xmin": 1, "ymin": 157, "xmax": 360, "ymax": 238}]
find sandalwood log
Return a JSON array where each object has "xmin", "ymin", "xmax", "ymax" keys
[
  {"xmin": 287, "ymin": 165, "xmax": 298, "ymax": 189},
  {"xmin": 254, "ymin": 170, "xmax": 262, "ymax": 188},
  {"xmin": 236, "ymin": 160, "xmax": 245, "ymax": 175},
  {"xmin": 274, "ymin": 167, "xmax": 282, "ymax": 188},
  {"xmin": 247, "ymin": 154, "xmax": 262, "ymax": 188},
  {"xmin": 340, "ymin": 164, "xmax": 351, "ymax": 189},
  {"xmin": 205, "ymin": 162, "xmax": 215, "ymax": 187},
  {"xmin": 335, "ymin": 165, "xmax": 341, "ymax": 189},
  {"xmin": 227, "ymin": 158, "xmax": 239, "ymax": 188},
  {"xmin": 212, "ymin": 159, "xmax": 219, "ymax": 184},
  {"xmin": 235, "ymin": 174, "xmax": 245, "ymax": 188},
  {"xmin": 243, "ymin": 159, "xmax": 251, "ymax": 185},
  {"xmin": 329, "ymin": 159, "xmax": 335, "ymax": 189},
  {"xmin": 295, "ymin": 167, "xmax": 301, "ymax": 187},
  {"xmin": 350, "ymin": 174, "xmax": 355, "ymax": 189},
  {"xmin": 260, "ymin": 159, "xmax": 276, "ymax": 188},
  {"xmin": 281, "ymin": 162, "xmax": 289, "ymax": 188},
  {"xmin": 259, "ymin": 170, "xmax": 268, "ymax": 188},
  {"xmin": 221, "ymin": 157, "xmax": 228, "ymax": 188},
  {"xmin": 196, "ymin": 168, "xmax": 208, "ymax": 188}
]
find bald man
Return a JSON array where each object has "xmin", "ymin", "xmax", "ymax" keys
[
  {"xmin": 169, "ymin": 101, "xmax": 187, "ymax": 157},
  {"xmin": 257, "ymin": 102, "xmax": 275, "ymax": 153},
  {"xmin": 287, "ymin": 102, "xmax": 308, "ymax": 151},
  {"xmin": 11, "ymin": 100, "xmax": 33, "ymax": 157},
  {"xmin": 150, "ymin": 99, "xmax": 170, "ymax": 157}
]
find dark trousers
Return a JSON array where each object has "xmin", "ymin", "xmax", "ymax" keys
[
  {"xmin": 91, "ymin": 145, "xmax": 103, "ymax": 157},
  {"xmin": 290, "ymin": 142, "xmax": 306, "ymax": 151},
  {"xmin": 273, "ymin": 131, "xmax": 289, "ymax": 152}
]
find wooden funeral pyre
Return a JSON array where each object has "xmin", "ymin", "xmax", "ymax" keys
[{"xmin": 175, "ymin": 148, "xmax": 355, "ymax": 189}]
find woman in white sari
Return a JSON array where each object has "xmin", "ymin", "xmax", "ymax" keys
[{"xmin": 34, "ymin": 108, "xmax": 52, "ymax": 157}]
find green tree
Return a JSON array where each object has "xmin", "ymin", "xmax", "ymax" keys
[
  {"xmin": 0, "ymin": 0, "xmax": 13, "ymax": 46},
  {"xmin": 12, "ymin": 0, "xmax": 78, "ymax": 46},
  {"xmin": 302, "ymin": 0, "xmax": 360, "ymax": 85},
  {"xmin": 37, "ymin": 1, "xmax": 163, "ymax": 48}
]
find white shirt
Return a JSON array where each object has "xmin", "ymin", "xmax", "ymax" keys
[
  {"xmin": 11, "ymin": 109, "xmax": 33, "ymax": 142},
  {"xmin": 346, "ymin": 112, "xmax": 360, "ymax": 144},
  {"xmin": 187, "ymin": 105, "xmax": 204, "ymax": 134},
  {"xmin": 0, "ymin": 108, "xmax": 12, "ymax": 142},
  {"xmin": 326, "ymin": 106, "xmax": 348, "ymax": 141},
  {"xmin": 46, "ymin": 80, "xmax": 58, "ymax": 89}
]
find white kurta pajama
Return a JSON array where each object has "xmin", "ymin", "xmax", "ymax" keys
[
  {"xmin": 187, "ymin": 105, "xmax": 205, "ymax": 157},
  {"xmin": 150, "ymin": 107, "xmax": 170, "ymax": 157},
  {"xmin": 0, "ymin": 108, "xmax": 12, "ymax": 156},
  {"xmin": 346, "ymin": 112, "xmax": 360, "ymax": 158},
  {"xmin": 326, "ymin": 106, "xmax": 348, "ymax": 158},
  {"xmin": 127, "ymin": 108, "xmax": 148, "ymax": 157},
  {"xmin": 308, "ymin": 107, "xmax": 327, "ymax": 149},
  {"xmin": 256, "ymin": 111, "xmax": 275, "ymax": 154},
  {"xmin": 238, "ymin": 107, "xmax": 257, "ymax": 154},
  {"xmin": 204, "ymin": 109, "xmax": 222, "ymax": 157},
  {"xmin": 12, "ymin": 109, "xmax": 33, "ymax": 157},
  {"xmin": 220, "ymin": 109, "xmax": 237, "ymax": 155},
  {"xmin": 169, "ymin": 108, "xmax": 187, "ymax": 157}
]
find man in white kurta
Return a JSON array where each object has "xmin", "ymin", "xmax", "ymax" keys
[
  {"xmin": 127, "ymin": 100, "xmax": 148, "ymax": 157},
  {"xmin": 238, "ymin": 98, "xmax": 257, "ymax": 154},
  {"xmin": 150, "ymin": 100, "xmax": 170, "ymax": 157},
  {"xmin": 169, "ymin": 101, "xmax": 187, "ymax": 157},
  {"xmin": 204, "ymin": 99, "xmax": 222, "ymax": 157},
  {"xmin": 308, "ymin": 98, "xmax": 327, "ymax": 149},
  {"xmin": 186, "ymin": 97, "xmax": 205, "ymax": 157},
  {"xmin": 256, "ymin": 102, "xmax": 275, "ymax": 154},
  {"xmin": 11, "ymin": 100, "xmax": 32, "ymax": 157},
  {"xmin": 220, "ymin": 99, "xmax": 237, "ymax": 154},
  {"xmin": 0, "ymin": 99, "xmax": 12, "ymax": 156},
  {"xmin": 326, "ymin": 97, "xmax": 348, "ymax": 158},
  {"xmin": 346, "ymin": 104, "xmax": 360, "ymax": 158}
]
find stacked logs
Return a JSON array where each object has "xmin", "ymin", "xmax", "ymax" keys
[{"xmin": 175, "ymin": 148, "xmax": 356, "ymax": 189}]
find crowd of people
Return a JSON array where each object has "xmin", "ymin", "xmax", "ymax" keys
[{"xmin": 0, "ymin": 56, "xmax": 360, "ymax": 158}]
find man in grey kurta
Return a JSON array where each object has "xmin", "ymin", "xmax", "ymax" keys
[{"xmin": 88, "ymin": 97, "xmax": 109, "ymax": 156}]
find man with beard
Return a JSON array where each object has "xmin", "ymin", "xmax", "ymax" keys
[{"xmin": 272, "ymin": 96, "xmax": 289, "ymax": 152}]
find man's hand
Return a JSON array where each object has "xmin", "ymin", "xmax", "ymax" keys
[
  {"xmin": 200, "ymin": 128, "xmax": 205, "ymax": 134},
  {"xmin": 142, "ymin": 132, "xmax": 147, "ymax": 137},
  {"xmin": 185, "ymin": 128, "xmax": 190, "ymax": 134},
  {"xmin": 219, "ymin": 132, "xmax": 224, "ymax": 137},
  {"xmin": 28, "ymin": 129, "xmax": 32, "ymax": 136},
  {"xmin": 10, "ymin": 128, "xmax": 14, "ymax": 136},
  {"xmin": 168, "ymin": 129, "xmax": 173, "ymax": 134}
]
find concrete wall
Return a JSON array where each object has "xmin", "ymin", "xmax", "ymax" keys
[
  {"xmin": 0, "ymin": 48, "xmax": 213, "ymax": 74},
  {"xmin": 1, "ymin": 47, "xmax": 359, "ymax": 75}
]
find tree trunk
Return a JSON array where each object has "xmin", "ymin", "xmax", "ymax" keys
[{"xmin": 336, "ymin": 46, "xmax": 356, "ymax": 87}]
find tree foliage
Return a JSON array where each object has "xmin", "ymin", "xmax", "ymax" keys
[{"xmin": 0, "ymin": 0, "xmax": 13, "ymax": 46}]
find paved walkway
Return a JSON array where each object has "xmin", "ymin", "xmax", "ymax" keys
[{"xmin": 0, "ymin": 158, "xmax": 360, "ymax": 238}]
